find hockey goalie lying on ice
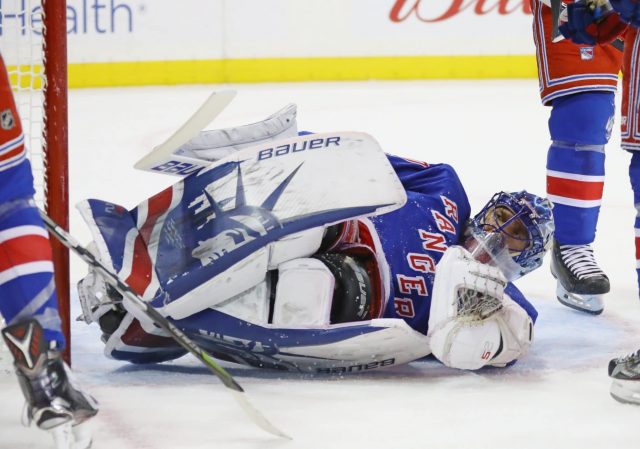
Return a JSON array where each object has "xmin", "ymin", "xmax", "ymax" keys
[{"xmin": 76, "ymin": 104, "xmax": 554, "ymax": 374}]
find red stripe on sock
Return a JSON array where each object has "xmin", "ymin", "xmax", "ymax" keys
[
  {"xmin": 0, "ymin": 235, "xmax": 52, "ymax": 271},
  {"xmin": 547, "ymin": 176, "xmax": 604, "ymax": 201}
]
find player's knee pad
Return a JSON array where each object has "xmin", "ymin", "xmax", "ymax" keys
[
  {"xmin": 313, "ymin": 252, "xmax": 374, "ymax": 324},
  {"xmin": 549, "ymin": 92, "xmax": 615, "ymax": 146},
  {"xmin": 269, "ymin": 243, "xmax": 384, "ymax": 327}
]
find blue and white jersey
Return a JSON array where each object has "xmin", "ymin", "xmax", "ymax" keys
[
  {"xmin": 371, "ymin": 155, "xmax": 471, "ymax": 334},
  {"xmin": 374, "ymin": 155, "xmax": 537, "ymax": 335}
]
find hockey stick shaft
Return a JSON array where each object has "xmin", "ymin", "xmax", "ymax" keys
[
  {"xmin": 39, "ymin": 210, "xmax": 290, "ymax": 439},
  {"xmin": 550, "ymin": 0, "xmax": 562, "ymax": 41},
  {"xmin": 134, "ymin": 90, "xmax": 237, "ymax": 174}
]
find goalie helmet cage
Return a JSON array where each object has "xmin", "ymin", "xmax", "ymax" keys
[{"xmin": 2, "ymin": 1, "xmax": 70, "ymax": 363}]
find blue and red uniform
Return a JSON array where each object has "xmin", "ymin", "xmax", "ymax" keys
[
  {"xmin": 0, "ymin": 53, "xmax": 64, "ymax": 348},
  {"xmin": 82, "ymin": 153, "xmax": 538, "ymax": 365},
  {"xmin": 531, "ymin": 0, "xmax": 621, "ymax": 247},
  {"xmin": 373, "ymin": 156, "xmax": 537, "ymax": 334}
]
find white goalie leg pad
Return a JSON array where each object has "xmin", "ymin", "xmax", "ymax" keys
[
  {"xmin": 268, "ymin": 227, "xmax": 325, "ymax": 268},
  {"xmin": 163, "ymin": 227, "xmax": 325, "ymax": 320},
  {"xmin": 272, "ymin": 258, "xmax": 335, "ymax": 327},
  {"xmin": 176, "ymin": 103, "xmax": 298, "ymax": 163},
  {"xmin": 428, "ymin": 245, "xmax": 518, "ymax": 370},
  {"xmin": 212, "ymin": 277, "xmax": 272, "ymax": 325}
]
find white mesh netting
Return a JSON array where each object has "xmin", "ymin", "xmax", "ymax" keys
[
  {"xmin": 0, "ymin": 0, "xmax": 47, "ymax": 205},
  {"xmin": 0, "ymin": 0, "xmax": 47, "ymax": 367}
]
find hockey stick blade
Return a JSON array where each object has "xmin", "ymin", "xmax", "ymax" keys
[
  {"xmin": 39, "ymin": 210, "xmax": 291, "ymax": 439},
  {"xmin": 134, "ymin": 90, "xmax": 237, "ymax": 174}
]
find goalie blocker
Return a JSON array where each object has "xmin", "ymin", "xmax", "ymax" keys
[{"xmin": 75, "ymin": 101, "xmax": 553, "ymax": 373}]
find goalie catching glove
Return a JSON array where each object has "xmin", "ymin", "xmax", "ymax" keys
[{"xmin": 427, "ymin": 246, "xmax": 534, "ymax": 370}]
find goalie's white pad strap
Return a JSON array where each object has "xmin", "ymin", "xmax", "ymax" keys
[
  {"xmin": 272, "ymin": 258, "xmax": 335, "ymax": 328},
  {"xmin": 176, "ymin": 103, "xmax": 298, "ymax": 163}
]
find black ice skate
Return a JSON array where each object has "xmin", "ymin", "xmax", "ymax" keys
[
  {"xmin": 550, "ymin": 239, "xmax": 610, "ymax": 315},
  {"xmin": 609, "ymin": 350, "xmax": 640, "ymax": 405},
  {"xmin": 1, "ymin": 319, "xmax": 99, "ymax": 431}
]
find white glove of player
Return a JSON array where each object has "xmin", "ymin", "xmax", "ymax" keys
[{"xmin": 427, "ymin": 246, "xmax": 533, "ymax": 370}]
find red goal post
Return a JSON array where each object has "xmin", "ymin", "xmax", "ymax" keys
[{"xmin": 1, "ymin": 1, "xmax": 70, "ymax": 363}]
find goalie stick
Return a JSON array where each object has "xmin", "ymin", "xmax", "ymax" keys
[
  {"xmin": 545, "ymin": 0, "xmax": 624, "ymax": 51},
  {"xmin": 38, "ymin": 210, "xmax": 290, "ymax": 440},
  {"xmin": 134, "ymin": 90, "xmax": 237, "ymax": 174}
]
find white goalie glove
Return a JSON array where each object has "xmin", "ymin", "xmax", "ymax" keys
[{"xmin": 427, "ymin": 246, "xmax": 534, "ymax": 370}]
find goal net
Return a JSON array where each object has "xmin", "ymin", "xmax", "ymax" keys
[{"xmin": 0, "ymin": 0, "xmax": 70, "ymax": 362}]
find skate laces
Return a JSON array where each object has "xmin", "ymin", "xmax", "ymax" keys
[
  {"xmin": 558, "ymin": 244, "xmax": 606, "ymax": 280},
  {"xmin": 619, "ymin": 349, "xmax": 640, "ymax": 364},
  {"xmin": 613, "ymin": 350, "xmax": 640, "ymax": 377}
]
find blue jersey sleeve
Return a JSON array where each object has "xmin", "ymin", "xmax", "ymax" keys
[
  {"xmin": 505, "ymin": 283, "xmax": 538, "ymax": 323},
  {"xmin": 371, "ymin": 155, "xmax": 472, "ymax": 334}
]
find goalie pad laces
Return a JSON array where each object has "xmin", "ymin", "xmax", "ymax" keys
[{"xmin": 558, "ymin": 244, "xmax": 605, "ymax": 280}]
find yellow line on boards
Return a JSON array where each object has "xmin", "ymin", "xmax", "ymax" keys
[{"xmin": 62, "ymin": 55, "xmax": 538, "ymax": 88}]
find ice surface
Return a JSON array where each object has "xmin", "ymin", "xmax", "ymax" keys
[{"xmin": 1, "ymin": 80, "xmax": 640, "ymax": 448}]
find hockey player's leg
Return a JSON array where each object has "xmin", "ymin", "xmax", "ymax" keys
[
  {"xmin": 546, "ymin": 92, "xmax": 613, "ymax": 314},
  {"xmin": 2, "ymin": 319, "xmax": 98, "ymax": 446},
  {"xmin": 0, "ymin": 201, "xmax": 98, "ymax": 447},
  {"xmin": 51, "ymin": 421, "xmax": 93, "ymax": 449},
  {"xmin": 608, "ymin": 349, "xmax": 640, "ymax": 405},
  {"xmin": 629, "ymin": 152, "xmax": 640, "ymax": 298}
]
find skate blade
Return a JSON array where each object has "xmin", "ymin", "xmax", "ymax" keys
[
  {"xmin": 610, "ymin": 379, "xmax": 640, "ymax": 405},
  {"xmin": 556, "ymin": 285, "xmax": 604, "ymax": 315},
  {"xmin": 50, "ymin": 422, "xmax": 93, "ymax": 449}
]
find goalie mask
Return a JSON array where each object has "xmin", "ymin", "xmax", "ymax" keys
[{"xmin": 464, "ymin": 191, "xmax": 554, "ymax": 281}]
